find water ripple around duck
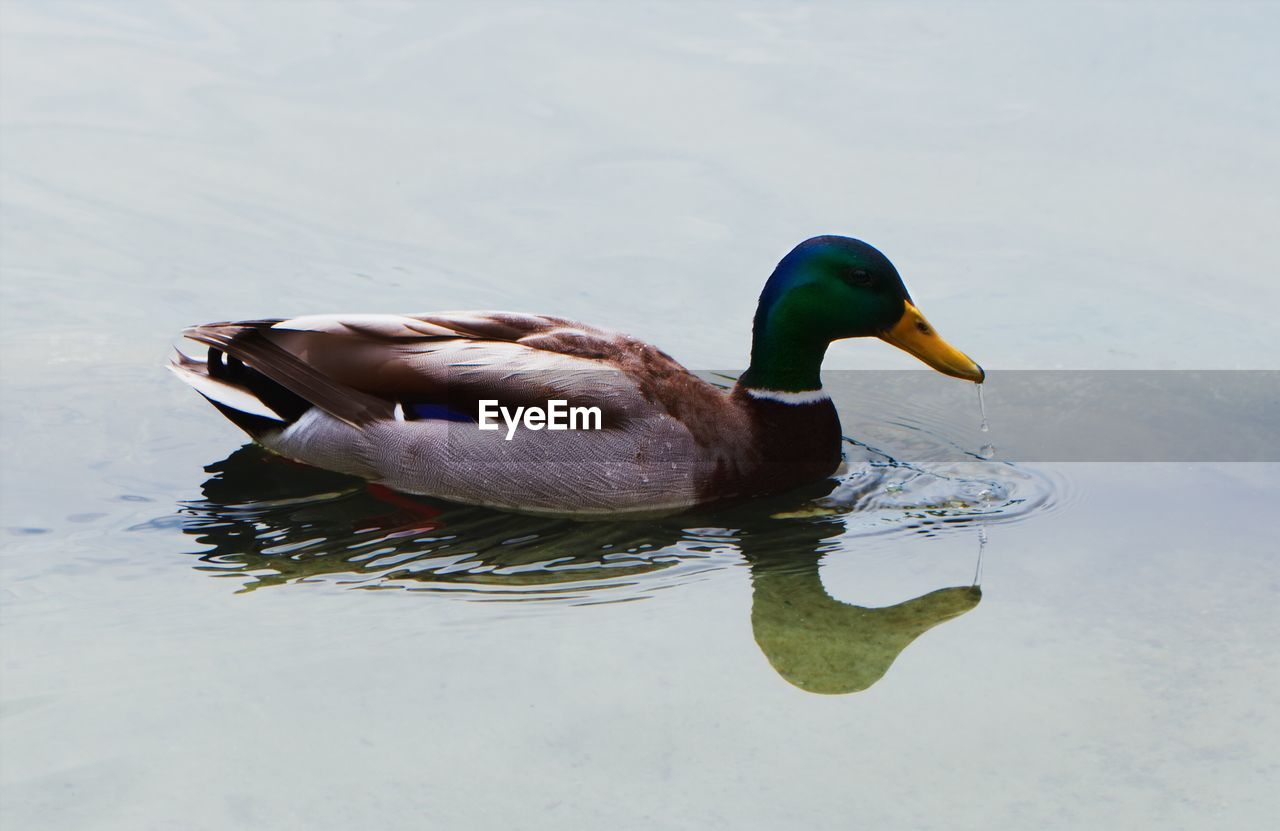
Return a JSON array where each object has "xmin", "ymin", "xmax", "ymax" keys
[{"xmin": 170, "ymin": 407, "xmax": 1061, "ymax": 603}]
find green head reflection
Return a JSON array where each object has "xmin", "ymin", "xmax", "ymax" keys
[
  {"xmin": 739, "ymin": 521, "xmax": 981, "ymax": 695},
  {"xmin": 750, "ymin": 564, "xmax": 980, "ymax": 694}
]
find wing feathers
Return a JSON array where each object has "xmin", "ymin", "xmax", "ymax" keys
[
  {"xmin": 178, "ymin": 311, "xmax": 723, "ymax": 437},
  {"xmin": 271, "ymin": 314, "xmax": 460, "ymax": 340}
]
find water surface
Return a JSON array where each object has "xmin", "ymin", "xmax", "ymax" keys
[{"xmin": 2, "ymin": 3, "xmax": 1278, "ymax": 829}]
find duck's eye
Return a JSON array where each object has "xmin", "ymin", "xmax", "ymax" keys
[{"xmin": 844, "ymin": 269, "xmax": 873, "ymax": 287}]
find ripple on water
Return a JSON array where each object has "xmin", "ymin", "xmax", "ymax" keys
[{"xmin": 169, "ymin": 428, "xmax": 1061, "ymax": 603}]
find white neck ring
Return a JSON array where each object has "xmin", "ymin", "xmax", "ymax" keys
[{"xmin": 744, "ymin": 387, "xmax": 830, "ymax": 405}]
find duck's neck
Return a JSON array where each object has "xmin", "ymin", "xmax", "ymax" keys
[{"xmin": 738, "ymin": 308, "xmax": 830, "ymax": 395}]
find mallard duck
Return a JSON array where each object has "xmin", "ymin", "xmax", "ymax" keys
[{"xmin": 170, "ymin": 235, "xmax": 983, "ymax": 516}]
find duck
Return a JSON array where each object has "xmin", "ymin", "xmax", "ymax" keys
[{"xmin": 170, "ymin": 235, "xmax": 983, "ymax": 516}]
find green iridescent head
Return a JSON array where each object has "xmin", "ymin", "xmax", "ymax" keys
[{"xmin": 741, "ymin": 236, "xmax": 984, "ymax": 392}]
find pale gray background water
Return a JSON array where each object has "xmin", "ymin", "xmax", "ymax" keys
[{"xmin": 2, "ymin": 2, "xmax": 1277, "ymax": 829}]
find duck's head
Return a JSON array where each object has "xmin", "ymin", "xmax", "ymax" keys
[{"xmin": 744, "ymin": 236, "xmax": 984, "ymax": 392}]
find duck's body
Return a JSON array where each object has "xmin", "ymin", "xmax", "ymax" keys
[{"xmin": 172, "ymin": 236, "xmax": 982, "ymax": 516}]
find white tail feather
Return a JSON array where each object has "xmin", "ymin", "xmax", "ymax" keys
[{"xmin": 167, "ymin": 360, "xmax": 284, "ymax": 421}]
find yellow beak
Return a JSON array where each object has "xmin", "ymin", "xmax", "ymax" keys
[{"xmin": 878, "ymin": 300, "xmax": 985, "ymax": 383}]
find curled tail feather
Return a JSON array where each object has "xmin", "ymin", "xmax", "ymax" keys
[{"xmin": 181, "ymin": 323, "xmax": 395, "ymax": 428}]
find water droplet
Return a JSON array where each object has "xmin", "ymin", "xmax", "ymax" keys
[
  {"xmin": 973, "ymin": 525, "xmax": 988, "ymax": 585},
  {"xmin": 978, "ymin": 444, "xmax": 996, "ymax": 460},
  {"xmin": 977, "ymin": 384, "xmax": 989, "ymax": 433}
]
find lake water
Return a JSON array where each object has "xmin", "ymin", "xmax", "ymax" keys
[{"xmin": 2, "ymin": 3, "xmax": 1277, "ymax": 829}]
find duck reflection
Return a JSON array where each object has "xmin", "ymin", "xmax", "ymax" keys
[
  {"xmin": 747, "ymin": 545, "xmax": 980, "ymax": 694},
  {"xmin": 182, "ymin": 446, "xmax": 982, "ymax": 694}
]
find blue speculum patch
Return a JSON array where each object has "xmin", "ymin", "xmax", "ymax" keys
[{"xmin": 403, "ymin": 402, "xmax": 476, "ymax": 423}]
